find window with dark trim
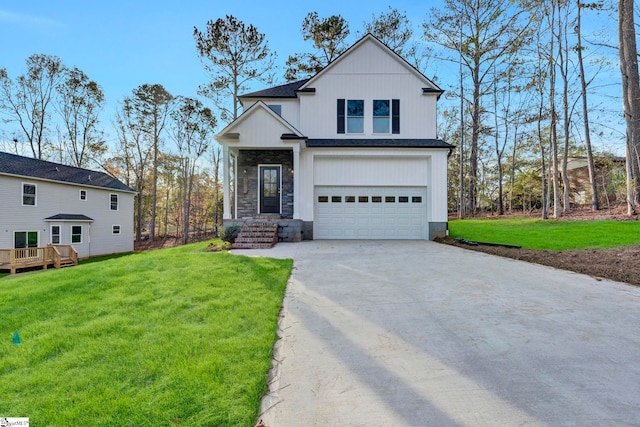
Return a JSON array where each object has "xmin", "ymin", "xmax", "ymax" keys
[
  {"xmin": 15, "ymin": 231, "xmax": 38, "ymax": 249},
  {"xmin": 80, "ymin": 190, "xmax": 87, "ymax": 201},
  {"xmin": 110, "ymin": 194, "xmax": 119, "ymax": 211},
  {"xmin": 337, "ymin": 99, "xmax": 364, "ymax": 133},
  {"xmin": 318, "ymin": 196, "xmax": 329, "ymax": 202},
  {"xmin": 71, "ymin": 225, "xmax": 82, "ymax": 244},
  {"xmin": 22, "ymin": 183, "xmax": 36, "ymax": 206}
]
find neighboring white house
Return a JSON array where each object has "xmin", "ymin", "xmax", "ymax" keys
[
  {"xmin": 215, "ymin": 34, "xmax": 453, "ymax": 240},
  {"xmin": 0, "ymin": 152, "xmax": 135, "ymax": 258}
]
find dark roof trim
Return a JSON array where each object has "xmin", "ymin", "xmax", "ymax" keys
[
  {"xmin": 306, "ymin": 139, "xmax": 454, "ymax": 148},
  {"xmin": 281, "ymin": 133, "xmax": 308, "ymax": 141},
  {"xmin": 423, "ymin": 87, "xmax": 445, "ymax": 100},
  {"xmin": 44, "ymin": 214, "xmax": 94, "ymax": 222}
]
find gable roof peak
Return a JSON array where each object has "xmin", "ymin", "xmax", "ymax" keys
[{"xmin": 299, "ymin": 32, "xmax": 442, "ymax": 93}]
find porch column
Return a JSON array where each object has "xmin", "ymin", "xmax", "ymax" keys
[
  {"xmin": 293, "ymin": 144, "xmax": 300, "ymax": 219},
  {"xmin": 222, "ymin": 145, "xmax": 231, "ymax": 220}
]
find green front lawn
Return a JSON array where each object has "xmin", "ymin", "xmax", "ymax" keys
[
  {"xmin": 0, "ymin": 242, "xmax": 292, "ymax": 426},
  {"xmin": 449, "ymin": 218, "xmax": 640, "ymax": 250}
]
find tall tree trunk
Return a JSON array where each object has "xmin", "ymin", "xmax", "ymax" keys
[
  {"xmin": 557, "ymin": 1, "xmax": 571, "ymax": 213},
  {"xmin": 469, "ymin": 62, "xmax": 481, "ymax": 215},
  {"xmin": 619, "ymin": 0, "xmax": 640, "ymax": 214},
  {"xmin": 549, "ymin": 2, "xmax": 562, "ymax": 218},
  {"xmin": 576, "ymin": 0, "xmax": 599, "ymax": 211}
]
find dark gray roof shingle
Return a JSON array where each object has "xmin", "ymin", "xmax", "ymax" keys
[
  {"xmin": 44, "ymin": 214, "xmax": 94, "ymax": 221},
  {"xmin": 239, "ymin": 79, "xmax": 310, "ymax": 98},
  {"xmin": 0, "ymin": 152, "xmax": 135, "ymax": 192},
  {"xmin": 306, "ymin": 139, "xmax": 454, "ymax": 148}
]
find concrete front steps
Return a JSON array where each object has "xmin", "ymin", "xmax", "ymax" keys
[{"xmin": 231, "ymin": 222, "xmax": 279, "ymax": 249}]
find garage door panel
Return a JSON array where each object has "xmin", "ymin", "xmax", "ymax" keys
[{"xmin": 315, "ymin": 186, "xmax": 427, "ymax": 240}]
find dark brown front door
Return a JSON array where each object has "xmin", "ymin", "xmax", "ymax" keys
[{"xmin": 260, "ymin": 166, "xmax": 280, "ymax": 214}]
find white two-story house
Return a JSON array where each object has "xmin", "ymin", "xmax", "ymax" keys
[
  {"xmin": 215, "ymin": 34, "xmax": 452, "ymax": 241},
  {"xmin": 0, "ymin": 152, "xmax": 135, "ymax": 259}
]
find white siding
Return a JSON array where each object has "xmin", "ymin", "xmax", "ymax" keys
[
  {"xmin": 241, "ymin": 99, "xmax": 301, "ymax": 130},
  {"xmin": 299, "ymin": 39, "xmax": 438, "ymax": 139},
  {"xmin": 0, "ymin": 175, "xmax": 134, "ymax": 257},
  {"xmin": 223, "ymin": 106, "xmax": 300, "ymax": 148}
]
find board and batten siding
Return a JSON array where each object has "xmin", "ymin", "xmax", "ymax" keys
[
  {"xmin": 298, "ymin": 39, "xmax": 439, "ymax": 139},
  {"xmin": 0, "ymin": 175, "xmax": 134, "ymax": 258},
  {"xmin": 226, "ymin": 106, "xmax": 298, "ymax": 148},
  {"xmin": 241, "ymin": 98, "xmax": 301, "ymax": 130}
]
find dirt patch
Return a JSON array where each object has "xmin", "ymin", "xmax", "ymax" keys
[
  {"xmin": 134, "ymin": 234, "xmax": 215, "ymax": 252},
  {"xmin": 438, "ymin": 205, "xmax": 640, "ymax": 287},
  {"xmin": 437, "ymin": 236, "xmax": 640, "ymax": 286}
]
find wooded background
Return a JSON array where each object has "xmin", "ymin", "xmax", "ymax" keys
[{"xmin": 1, "ymin": 1, "xmax": 638, "ymax": 244}]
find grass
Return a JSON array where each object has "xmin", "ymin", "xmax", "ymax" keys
[
  {"xmin": 0, "ymin": 241, "xmax": 293, "ymax": 426},
  {"xmin": 449, "ymin": 218, "xmax": 640, "ymax": 250}
]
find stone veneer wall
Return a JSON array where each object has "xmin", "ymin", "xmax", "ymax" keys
[{"xmin": 236, "ymin": 150, "xmax": 294, "ymax": 219}]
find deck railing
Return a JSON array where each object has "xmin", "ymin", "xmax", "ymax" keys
[{"xmin": 0, "ymin": 245, "xmax": 78, "ymax": 274}]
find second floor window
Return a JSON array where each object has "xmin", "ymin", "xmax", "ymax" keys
[
  {"xmin": 22, "ymin": 183, "xmax": 36, "ymax": 206},
  {"xmin": 338, "ymin": 99, "xmax": 399, "ymax": 134},
  {"xmin": 347, "ymin": 100, "xmax": 364, "ymax": 133},
  {"xmin": 373, "ymin": 99, "xmax": 400, "ymax": 134},
  {"xmin": 110, "ymin": 194, "xmax": 119, "ymax": 211},
  {"xmin": 80, "ymin": 190, "xmax": 87, "ymax": 201}
]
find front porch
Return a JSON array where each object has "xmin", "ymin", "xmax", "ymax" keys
[{"xmin": 0, "ymin": 245, "xmax": 78, "ymax": 274}]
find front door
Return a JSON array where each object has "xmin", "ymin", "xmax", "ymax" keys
[{"xmin": 260, "ymin": 166, "xmax": 280, "ymax": 214}]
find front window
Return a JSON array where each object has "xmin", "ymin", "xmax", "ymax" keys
[
  {"xmin": 51, "ymin": 226, "xmax": 61, "ymax": 244},
  {"xmin": 22, "ymin": 183, "xmax": 36, "ymax": 206},
  {"xmin": 15, "ymin": 231, "xmax": 38, "ymax": 249},
  {"xmin": 80, "ymin": 190, "xmax": 87, "ymax": 201},
  {"xmin": 71, "ymin": 226, "xmax": 82, "ymax": 244},
  {"xmin": 373, "ymin": 100, "xmax": 390, "ymax": 133},
  {"xmin": 347, "ymin": 100, "xmax": 364, "ymax": 133},
  {"xmin": 110, "ymin": 194, "xmax": 118, "ymax": 211}
]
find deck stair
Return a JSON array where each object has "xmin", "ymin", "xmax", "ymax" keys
[{"xmin": 232, "ymin": 222, "xmax": 278, "ymax": 249}]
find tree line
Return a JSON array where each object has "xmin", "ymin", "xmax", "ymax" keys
[{"xmin": 1, "ymin": 2, "xmax": 638, "ymax": 246}]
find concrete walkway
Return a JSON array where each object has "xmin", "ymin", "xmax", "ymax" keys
[{"xmin": 233, "ymin": 241, "xmax": 640, "ymax": 426}]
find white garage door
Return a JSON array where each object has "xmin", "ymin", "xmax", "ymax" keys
[{"xmin": 314, "ymin": 186, "xmax": 427, "ymax": 239}]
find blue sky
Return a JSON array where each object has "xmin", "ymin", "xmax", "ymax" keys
[
  {"xmin": 0, "ymin": 0, "xmax": 625, "ymax": 154},
  {"xmin": 0, "ymin": 0, "xmax": 432, "ymax": 113}
]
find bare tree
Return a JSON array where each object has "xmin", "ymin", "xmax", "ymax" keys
[
  {"xmin": 56, "ymin": 67, "xmax": 106, "ymax": 168},
  {"xmin": 169, "ymin": 97, "xmax": 217, "ymax": 244},
  {"xmin": 0, "ymin": 54, "xmax": 65, "ymax": 159},
  {"xmin": 424, "ymin": 0, "xmax": 532, "ymax": 214}
]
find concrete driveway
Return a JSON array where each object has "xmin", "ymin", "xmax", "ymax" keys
[{"xmin": 233, "ymin": 241, "xmax": 640, "ymax": 426}]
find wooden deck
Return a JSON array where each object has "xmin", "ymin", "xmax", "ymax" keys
[{"xmin": 0, "ymin": 245, "xmax": 78, "ymax": 274}]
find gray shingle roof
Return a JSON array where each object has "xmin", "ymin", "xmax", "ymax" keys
[
  {"xmin": 306, "ymin": 139, "xmax": 454, "ymax": 148},
  {"xmin": 0, "ymin": 151, "xmax": 135, "ymax": 192},
  {"xmin": 239, "ymin": 79, "xmax": 310, "ymax": 98}
]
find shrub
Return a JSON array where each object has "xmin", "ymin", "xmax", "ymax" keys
[{"xmin": 221, "ymin": 225, "xmax": 240, "ymax": 243}]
